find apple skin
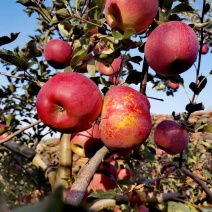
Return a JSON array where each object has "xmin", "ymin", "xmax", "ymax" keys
[
  {"xmin": 0, "ymin": 124, "xmax": 10, "ymax": 140},
  {"xmin": 154, "ymin": 120, "xmax": 189, "ymax": 155},
  {"xmin": 36, "ymin": 72, "xmax": 103, "ymax": 133},
  {"xmin": 105, "ymin": 0, "xmax": 158, "ymax": 34},
  {"xmin": 138, "ymin": 205, "xmax": 149, "ymax": 212},
  {"xmin": 44, "ymin": 39, "xmax": 73, "ymax": 69},
  {"xmin": 99, "ymin": 86, "xmax": 151, "ymax": 152},
  {"xmin": 144, "ymin": 21, "xmax": 199, "ymax": 76},
  {"xmin": 200, "ymin": 43, "xmax": 209, "ymax": 54},
  {"xmin": 97, "ymin": 55, "xmax": 123, "ymax": 76},
  {"xmin": 89, "ymin": 162, "xmax": 117, "ymax": 192},
  {"xmin": 167, "ymin": 80, "xmax": 179, "ymax": 90},
  {"xmin": 70, "ymin": 123, "xmax": 103, "ymax": 158}
]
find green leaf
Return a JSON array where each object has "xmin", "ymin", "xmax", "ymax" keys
[
  {"xmin": 185, "ymin": 102, "xmax": 204, "ymax": 113},
  {"xmin": 6, "ymin": 113, "xmax": 14, "ymax": 127},
  {"xmin": 203, "ymin": 125, "xmax": 212, "ymax": 133},
  {"xmin": 167, "ymin": 201, "xmax": 199, "ymax": 212},
  {"xmin": 0, "ymin": 33, "xmax": 20, "ymax": 47},
  {"xmin": 111, "ymin": 28, "xmax": 135, "ymax": 40},
  {"xmin": 87, "ymin": 58, "xmax": 96, "ymax": 77},
  {"xmin": 28, "ymin": 6, "xmax": 51, "ymax": 22},
  {"xmin": 88, "ymin": 189, "xmax": 116, "ymax": 199},
  {"xmin": 172, "ymin": 3, "xmax": 194, "ymax": 13},
  {"xmin": 56, "ymin": 8, "xmax": 70, "ymax": 19},
  {"xmin": 16, "ymin": 0, "xmax": 35, "ymax": 7},
  {"xmin": 0, "ymin": 49, "xmax": 29, "ymax": 70}
]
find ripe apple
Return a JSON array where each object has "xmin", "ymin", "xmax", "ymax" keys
[
  {"xmin": 44, "ymin": 39, "xmax": 73, "ymax": 69},
  {"xmin": 154, "ymin": 120, "xmax": 189, "ymax": 155},
  {"xmin": 200, "ymin": 43, "xmax": 209, "ymax": 54},
  {"xmin": 96, "ymin": 55, "xmax": 123, "ymax": 76},
  {"xmin": 36, "ymin": 72, "xmax": 103, "ymax": 133},
  {"xmin": 167, "ymin": 80, "xmax": 179, "ymax": 90},
  {"xmin": 70, "ymin": 123, "xmax": 103, "ymax": 158},
  {"xmin": 138, "ymin": 205, "xmax": 149, "ymax": 212},
  {"xmin": 105, "ymin": 0, "xmax": 158, "ymax": 34},
  {"xmin": 0, "ymin": 124, "xmax": 11, "ymax": 140},
  {"xmin": 89, "ymin": 162, "xmax": 117, "ymax": 192},
  {"xmin": 99, "ymin": 86, "xmax": 151, "ymax": 152},
  {"xmin": 111, "ymin": 159, "xmax": 132, "ymax": 180},
  {"xmin": 144, "ymin": 21, "xmax": 199, "ymax": 76}
]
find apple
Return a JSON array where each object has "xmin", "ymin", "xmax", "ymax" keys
[
  {"xmin": 44, "ymin": 39, "xmax": 73, "ymax": 69},
  {"xmin": 112, "ymin": 159, "xmax": 132, "ymax": 180},
  {"xmin": 0, "ymin": 124, "xmax": 11, "ymax": 140},
  {"xmin": 97, "ymin": 55, "xmax": 123, "ymax": 76},
  {"xmin": 36, "ymin": 72, "xmax": 103, "ymax": 133},
  {"xmin": 167, "ymin": 80, "xmax": 179, "ymax": 90},
  {"xmin": 99, "ymin": 86, "xmax": 152, "ymax": 152},
  {"xmin": 105, "ymin": 0, "xmax": 158, "ymax": 34},
  {"xmin": 70, "ymin": 123, "xmax": 103, "ymax": 158},
  {"xmin": 138, "ymin": 205, "xmax": 149, "ymax": 212},
  {"xmin": 89, "ymin": 162, "xmax": 117, "ymax": 192},
  {"xmin": 21, "ymin": 194, "xmax": 31, "ymax": 204},
  {"xmin": 144, "ymin": 21, "xmax": 199, "ymax": 76},
  {"xmin": 109, "ymin": 75, "xmax": 121, "ymax": 85},
  {"xmin": 200, "ymin": 43, "xmax": 209, "ymax": 54},
  {"xmin": 154, "ymin": 120, "xmax": 189, "ymax": 155}
]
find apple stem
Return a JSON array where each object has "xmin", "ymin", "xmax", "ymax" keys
[
  {"xmin": 65, "ymin": 145, "xmax": 110, "ymax": 206},
  {"xmin": 53, "ymin": 133, "xmax": 72, "ymax": 191}
]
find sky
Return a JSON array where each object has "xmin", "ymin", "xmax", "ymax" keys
[{"xmin": 0, "ymin": 0, "xmax": 211, "ymax": 115}]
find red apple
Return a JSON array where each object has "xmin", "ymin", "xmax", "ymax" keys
[
  {"xmin": 145, "ymin": 21, "xmax": 199, "ymax": 76},
  {"xmin": 70, "ymin": 123, "xmax": 103, "ymax": 158},
  {"xmin": 105, "ymin": 0, "xmax": 158, "ymax": 34},
  {"xmin": 97, "ymin": 55, "xmax": 123, "ymax": 76},
  {"xmin": 89, "ymin": 162, "xmax": 117, "ymax": 192},
  {"xmin": 44, "ymin": 39, "xmax": 73, "ymax": 69},
  {"xmin": 115, "ymin": 160, "xmax": 132, "ymax": 180},
  {"xmin": 99, "ymin": 86, "xmax": 151, "ymax": 152},
  {"xmin": 167, "ymin": 80, "xmax": 179, "ymax": 90},
  {"xmin": 138, "ymin": 205, "xmax": 149, "ymax": 212},
  {"xmin": 36, "ymin": 72, "xmax": 103, "ymax": 133},
  {"xmin": 200, "ymin": 43, "xmax": 209, "ymax": 54},
  {"xmin": 154, "ymin": 120, "xmax": 189, "ymax": 155},
  {"xmin": 0, "ymin": 124, "xmax": 11, "ymax": 140}
]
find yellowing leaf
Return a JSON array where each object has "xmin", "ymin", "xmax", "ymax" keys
[{"xmin": 167, "ymin": 201, "xmax": 199, "ymax": 212}]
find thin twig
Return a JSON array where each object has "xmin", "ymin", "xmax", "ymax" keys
[{"xmin": 0, "ymin": 119, "xmax": 42, "ymax": 145}]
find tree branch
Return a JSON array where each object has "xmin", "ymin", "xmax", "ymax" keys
[
  {"xmin": 0, "ymin": 119, "xmax": 42, "ymax": 145},
  {"xmin": 65, "ymin": 145, "xmax": 110, "ymax": 206}
]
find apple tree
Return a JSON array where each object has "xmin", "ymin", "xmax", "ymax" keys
[{"xmin": 0, "ymin": 0, "xmax": 212, "ymax": 211}]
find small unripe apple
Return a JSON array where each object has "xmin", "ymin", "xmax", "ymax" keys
[
  {"xmin": 99, "ymin": 86, "xmax": 151, "ymax": 152},
  {"xmin": 89, "ymin": 162, "xmax": 117, "ymax": 192},
  {"xmin": 105, "ymin": 0, "xmax": 158, "ymax": 34},
  {"xmin": 154, "ymin": 120, "xmax": 189, "ymax": 155},
  {"xmin": 70, "ymin": 123, "xmax": 103, "ymax": 158},
  {"xmin": 36, "ymin": 72, "xmax": 103, "ymax": 133},
  {"xmin": 97, "ymin": 55, "xmax": 123, "ymax": 76},
  {"xmin": 200, "ymin": 43, "xmax": 210, "ymax": 54},
  {"xmin": 145, "ymin": 21, "xmax": 199, "ymax": 76},
  {"xmin": 44, "ymin": 39, "xmax": 73, "ymax": 69},
  {"xmin": 167, "ymin": 80, "xmax": 179, "ymax": 90}
]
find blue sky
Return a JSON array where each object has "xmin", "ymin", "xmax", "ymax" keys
[{"xmin": 0, "ymin": 0, "xmax": 211, "ymax": 115}]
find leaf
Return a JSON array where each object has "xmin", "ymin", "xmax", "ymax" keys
[
  {"xmin": 172, "ymin": 3, "xmax": 194, "ymax": 13},
  {"xmin": 111, "ymin": 28, "xmax": 135, "ymax": 40},
  {"xmin": 167, "ymin": 201, "xmax": 199, "ymax": 212},
  {"xmin": 87, "ymin": 58, "xmax": 96, "ymax": 77},
  {"xmin": 56, "ymin": 8, "xmax": 70, "ymax": 19},
  {"xmin": 189, "ymin": 76, "xmax": 207, "ymax": 95},
  {"xmin": 28, "ymin": 6, "xmax": 51, "ymax": 22},
  {"xmin": 0, "ymin": 33, "xmax": 20, "ymax": 47},
  {"xmin": 88, "ymin": 189, "xmax": 116, "ymax": 199},
  {"xmin": 185, "ymin": 102, "xmax": 204, "ymax": 113},
  {"xmin": 203, "ymin": 125, "xmax": 212, "ymax": 133},
  {"xmin": 16, "ymin": 0, "xmax": 35, "ymax": 7},
  {"xmin": 6, "ymin": 113, "xmax": 14, "ymax": 127},
  {"xmin": 203, "ymin": 3, "xmax": 210, "ymax": 14},
  {"xmin": 0, "ymin": 49, "xmax": 29, "ymax": 70}
]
